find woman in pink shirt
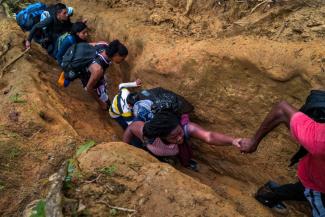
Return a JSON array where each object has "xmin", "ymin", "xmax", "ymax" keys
[{"xmin": 240, "ymin": 97, "xmax": 325, "ymax": 217}]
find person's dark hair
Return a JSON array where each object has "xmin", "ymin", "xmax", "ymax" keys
[
  {"xmin": 54, "ymin": 3, "xmax": 67, "ymax": 15},
  {"xmin": 71, "ymin": 22, "xmax": 87, "ymax": 35},
  {"xmin": 126, "ymin": 93, "xmax": 139, "ymax": 106},
  {"xmin": 143, "ymin": 111, "xmax": 180, "ymax": 139},
  {"xmin": 106, "ymin": 40, "xmax": 128, "ymax": 58}
]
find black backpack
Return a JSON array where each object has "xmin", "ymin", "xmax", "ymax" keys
[
  {"xmin": 137, "ymin": 87, "xmax": 194, "ymax": 116},
  {"xmin": 290, "ymin": 90, "xmax": 325, "ymax": 166},
  {"xmin": 61, "ymin": 43, "xmax": 97, "ymax": 81}
]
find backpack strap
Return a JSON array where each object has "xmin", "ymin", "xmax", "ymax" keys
[
  {"xmin": 92, "ymin": 53, "xmax": 111, "ymax": 71},
  {"xmin": 183, "ymin": 124, "xmax": 190, "ymax": 140},
  {"xmin": 57, "ymin": 33, "xmax": 69, "ymax": 49},
  {"xmin": 116, "ymin": 92, "xmax": 124, "ymax": 115},
  {"xmin": 181, "ymin": 114, "xmax": 191, "ymax": 140},
  {"xmin": 67, "ymin": 35, "xmax": 74, "ymax": 44}
]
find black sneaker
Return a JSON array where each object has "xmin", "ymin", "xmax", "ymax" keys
[
  {"xmin": 255, "ymin": 181, "xmax": 288, "ymax": 215},
  {"xmin": 187, "ymin": 159, "xmax": 198, "ymax": 172},
  {"xmin": 272, "ymin": 202, "xmax": 288, "ymax": 215}
]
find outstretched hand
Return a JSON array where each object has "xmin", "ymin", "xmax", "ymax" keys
[
  {"xmin": 232, "ymin": 138, "xmax": 242, "ymax": 148},
  {"xmin": 238, "ymin": 138, "xmax": 258, "ymax": 153},
  {"xmin": 135, "ymin": 79, "xmax": 142, "ymax": 87},
  {"xmin": 25, "ymin": 40, "xmax": 31, "ymax": 50}
]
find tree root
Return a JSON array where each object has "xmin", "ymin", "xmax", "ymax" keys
[
  {"xmin": 97, "ymin": 200, "xmax": 137, "ymax": 213},
  {"xmin": 250, "ymin": 0, "xmax": 273, "ymax": 14},
  {"xmin": 0, "ymin": 48, "xmax": 29, "ymax": 79},
  {"xmin": 1, "ymin": 1, "xmax": 11, "ymax": 18},
  {"xmin": 184, "ymin": 0, "xmax": 194, "ymax": 16},
  {"xmin": 45, "ymin": 161, "xmax": 68, "ymax": 217}
]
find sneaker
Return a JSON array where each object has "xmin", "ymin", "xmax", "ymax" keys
[
  {"xmin": 187, "ymin": 159, "xmax": 198, "ymax": 172},
  {"xmin": 266, "ymin": 180, "xmax": 280, "ymax": 190},
  {"xmin": 272, "ymin": 202, "xmax": 288, "ymax": 215},
  {"xmin": 255, "ymin": 181, "xmax": 288, "ymax": 215}
]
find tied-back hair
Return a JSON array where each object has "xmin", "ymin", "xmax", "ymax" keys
[
  {"xmin": 106, "ymin": 40, "xmax": 128, "ymax": 57},
  {"xmin": 71, "ymin": 22, "xmax": 87, "ymax": 35},
  {"xmin": 143, "ymin": 111, "xmax": 180, "ymax": 139}
]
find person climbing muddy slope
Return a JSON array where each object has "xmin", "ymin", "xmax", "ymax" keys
[
  {"xmin": 110, "ymin": 86, "xmax": 192, "ymax": 128},
  {"xmin": 123, "ymin": 111, "xmax": 242, "ymax": 169},
  {"xmin": 25, "ymin": 3, "xmax": 72, "ymax": 54},
  {"xmin": 54, "ymin": 21, "xmax": 88, "ymax": 65},
  {"xmin": 109, "ymin": 79, "xmax": 142, "ymax": 129},
  {"xmin": 240, "ymin": 91, "xmax": 325, "ymax": 217},
  {"xmin": 40, "ymin": 3, "xmax": 74, "ymax": 23},
  {"xmin": 61, "ymin": 40, "xmax": 128, "ymax": 110}
]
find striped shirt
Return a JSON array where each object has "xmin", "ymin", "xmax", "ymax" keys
[{"xmin": 109, "ymin": 82, "xmax": 138, "ymax": 125}]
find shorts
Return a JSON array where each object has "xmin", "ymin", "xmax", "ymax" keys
[
  {"xmin": 96, "ymin": 82, "xmax": 109, "ymax": 104},
  {"xmin": 82, "ymin": 78, "xmax": 109, "ymax": 104}
]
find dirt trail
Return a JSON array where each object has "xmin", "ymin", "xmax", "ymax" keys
[
  {"xmin": 0, "ymin": 19, "xmax": 117, "ymax": 216},
  {"xmin": 0, "ymin": 0, "xmax": 324, "ymax": 216}
]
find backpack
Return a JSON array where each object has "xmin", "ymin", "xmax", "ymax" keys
[
  {"xmin": 290, "ymin": 90, "xmax": 325, "ymax": 166},
  {"xmin": 16, "ymin": 2, "xmax": 47, "ymax": 31},
  {"xmin": 133, "ymin": 100, "xmax": 154, "ymax": 122},
  {"xmin": 61, "ymin": 43, "xmax": 97, "ymax": 81},
  {"xmin": 57, "ymin": 33, "xmax": 74, "ymax": 51},
  {"xmin": 137, "ymin": 87, "xmax": 194, "ymax": 116}
]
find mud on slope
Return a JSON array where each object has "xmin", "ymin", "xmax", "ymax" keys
[
  {"xmin": 72, "ymin": 142, "xmax": 246, "ymax": 217},
  {"xmin": 0, "ymin": 18, "xmax": 248, "ymax": 217},
  {"xmin": 0, "ymin": 0, "xmax": 324, "ymax": 217},
  {"xmin": 80, "ymin": 0, "xmax": 325, "ymax": 41},
  {"xmin": 0, "ymin": 16, "xmax": 244, "ymax": 217},
  {"xmin": 62, "ymin": 0, "xmax": 324, "ymax": 216},
  {"xmin": 0, "ymin": 18, "xmax": 118, "ymax": 216}
]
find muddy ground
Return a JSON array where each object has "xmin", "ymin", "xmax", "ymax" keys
[{"xmin": 0, "ymin": 0, "xmax": 324, "ymax": 216}]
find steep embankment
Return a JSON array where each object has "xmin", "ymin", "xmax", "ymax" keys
[
  {"xmin": 0, "ymin": 18, "xmax": 117, "ymax": 216},
  {"xmin": 61, "ymin": 0, "xmax": 324, "ymax": 216},
  {"xmin": 63, "ymin": 0, "xmax": 324, "ymax": 215},
  {"xmin": 0, "ymin": 0, "xmax": 324, "ymax": 216}
]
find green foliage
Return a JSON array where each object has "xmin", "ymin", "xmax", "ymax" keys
[
  {"xmin": 109, "ymin": 208, "xmax": 118, "ymax": 216},
  {"xmin": 100, "ymin": 165, "xmax": 117, "ymax": 176},
  {"xmin": 65, "ymin": 159, "xmax": 76, "ymax": 182},
  {"xmin": 64, "ymin": 141, "xmax": 96, "ymax": 189},
  {"xmin": 75, "ymin": 140, "xmax": 96, "ymax": 157},
  {"xmin": 9, "ymin": 93, "xmax": 27, "ymax": 103},
  {"xmin": 30, "ymin": 200, "xmax": 46, "ymax": 217},
  {"xmin": 7, "ymin": 146, "xmax": 21, "ymax": 160},
  {"xmin": 0, "ymin": 181, "xmax": 5, "ymax": 191},
  {"xmin": 64, "ymin": 159, "xmax": 81, "ymax": 189}
]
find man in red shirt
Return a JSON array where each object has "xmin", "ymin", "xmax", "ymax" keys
[{"xmin": 240, "ymin": 99, "xmax": 325, "ymax": 217}]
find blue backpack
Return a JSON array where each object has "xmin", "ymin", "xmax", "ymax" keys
[{"xmin": 16, "ymin": 2, "xmax": 47, "ymax": 31}]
